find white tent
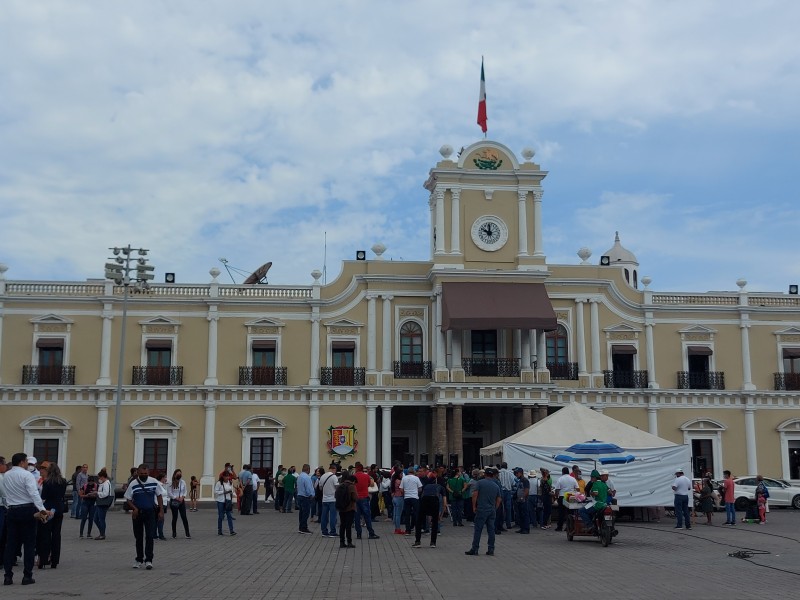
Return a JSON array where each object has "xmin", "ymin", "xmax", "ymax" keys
[{"xmin": 480, "ymin": 402, "xmax": 691, "ymax": 507}]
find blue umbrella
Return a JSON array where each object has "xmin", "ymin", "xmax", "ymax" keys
[
  {"xmin": 565, "ymin": 439, "xmax": 625, "ymax": 455},
  {"xmin": 598, "ymin": 454, "xmax": 636, "ymax": 465}
]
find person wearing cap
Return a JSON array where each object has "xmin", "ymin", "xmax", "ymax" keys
[
  {"xmin": 671, "ymin": 467, "xmax": 692, "ymax": 530},
  {"xmin": 580, "ymin": 470, "xmax": 608, "ymax": 532},
  {"xmin": 554, "ymin": 467, "xmax": 578, "ymax": 532},
  {"xmin": 600, "ymin": 470, "xmax": 617, "ymax": 505},
  {"xmin": 512, "ymin": 468, "xmax": 530, "ymax": 534},
  {"xmin": 465, "ymin": 467, "xmax": 501, "ymax": 556},
  {"xmin": 525, "ymin": 469, "xmax": 540, "ymax": 529}
]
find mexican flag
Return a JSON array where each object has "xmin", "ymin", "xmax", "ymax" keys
[{"xmin": 477, "ymin": 58, "xmax": 487, "ymax": 133}]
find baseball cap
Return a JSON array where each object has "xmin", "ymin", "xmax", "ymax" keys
[
  {"xmin": 675, "ymin": 466, "xmax": 684, "ymax": 473},
  {"xmin": 528, "ymin": 469, "xmax": 538, "ymax": 477},
  {"xmin": 600, "ymin": 469, "xmax": 609, "ymax": 476},
  {"xmin": 513, "ymin": 467, "xmax": 523, "ymax": 473},
  {"xmin": 28, "ymin": 456, "xmax": 37, "ymax": 464}
]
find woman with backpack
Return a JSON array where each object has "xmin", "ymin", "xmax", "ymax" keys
[
  {"xmin": 93, "ymin": 468, "xmax": 113, "ymax": 539},
  {"xmin": 336, "ymin": 474, "xmax": 358, "ymax": 549},
  {"xmin": 79, "ymin": 474, "xmax": 98, "ymax": 538}
]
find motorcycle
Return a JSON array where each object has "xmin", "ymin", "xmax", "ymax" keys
[{"xmin": 565, "ymin": 503, "xmax": 619, "ymax": 547}]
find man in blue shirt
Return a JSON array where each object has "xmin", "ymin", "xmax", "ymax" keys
[
  {"xmin": 238, "ymin": 465, "xmax": 253, "ymax": 515},
  {"xmin": 296, "ymin": 464, "xmax": 315, "ymax": 534},
  {"xmin": 465, "ymin": 468, "xmax": 502, "ymax": 556},
  {"xmin": 123, "ymin": 463, "xmax": 164, "ymax": 570}
]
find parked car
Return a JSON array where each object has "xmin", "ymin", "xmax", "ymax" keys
[{"xmin": 733, "ymin": 476, "xmax": 800, "ymax": 510}]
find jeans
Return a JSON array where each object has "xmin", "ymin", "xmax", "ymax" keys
[
  {"xmin": 217, "ymin": 501, "xmax": 234, "ymax": 533},
  {"xmin": 156, "ymin": 516, "xmax": 165, "ymax": 539},
  {"xmin": 4, "ymin": 506, "xmax": 37, "ymax": 579},
  {"xmin": 339, "ymin": 510, "xmax": 354, "ymax": 545},
  {"xmin": 297, "ymin": 495, "xmax": 312, "ymax": 530},
  {"xmin": 283, "ymin": 490, "xmax": 294, "ymax": 513},
  {"xmin": 240, "ymin": 485, "xmax": 253, "ymax": 515},
  {"xmin": 383, "ymin": 492, "xmax": 393, "ymax": 518},
  {"xmin": 36, "ymin": 511, "xmax": 63, "ymax": 567},
  {"xmin": 320, "ymin": 501, "xmax": 338, "ymax": 535},
  {"xmin": 80, "ymin": 500, "xmax": 96, "ymax": 536},
  {"xmin": 354, "ymin": 498, "xmax": 375, "ymax": 537},
  {"xmin": 170, "ymin": 501, "xmax": 190, "ymax": 536},
  {"xmin": 392, "ymin": 496, "xmax": 405, "ymax": 530},
  {"xmin": 416, "ymin": 496, "xmax": 440, "ymax": 545},
  {"xmin": 725, "ymin": 501, "xmax": 736, "ymax": 524},
  {"xmin": 93, "ymin": 505, "xmax": 109, "ymax": 536},
  {"xmin": 252, "ymin": 490, "xmax": 259, "ymax": 513},
  {"xmin": 450, "ymin": 497, "xmax": 464, "ymax": 525},
  {"xmin": 516, "ymin": 500, "xmax": 530, "ymax": 532},
  {"xmin": 404, "ymin": 497, "xmax": 419, "ymax": 533},
  {"xmin": 527, "ymin": 495, "xmax": 540, "ymax": 528},
  {"xmin": 674, "ymin": 494, "xmax": 691, "ymax": 528},
  {"xmin": 580, "ymin": 505, "xmax": 597, "ymax": 529},
  {"xmin": 471, "ymin": 508, "xmax": 496, "ymax": 553},
  {"xmin": 70, "ymin": 490, "xmax": 80, "ymax": 518},
  {"xmin": 502, "ymin": 489, "xmax": 513, "ymax": 528},
  {"xmin": 275, "ymin": 487, "xmax": 284, "ymax": 510},
  {"xmin": 131, "ymin": 508, "xmax": 156, "ymax": 564}
]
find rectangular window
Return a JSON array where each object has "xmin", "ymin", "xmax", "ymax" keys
[
  {"xmin": 249, "ymin": 437, "xmax": 274, "ymax": 479},
  {"xmin": 147, "ymin": 347, "xmax": 172, "ymax": 367},
  {"xmin": 782, "ymin": 348, "xmax": 800, "ymax": 374},
  {"xmin": 332, "ymin": 341, "xmax": 355, "ymax": 368},
  {"xmin": 143, "ymin": 438, "xmax": 168, "ymax": 479},
  {"xmin": 252, "ymin": 343, "xmax": 276, "ymax": 368},
  {"xmin": 33, "ymin": 438, "xmax": 59, "ymax": 465},
  {"xmin": 471, "ymin": 330, "xmax": 497, "ymax": 359}
]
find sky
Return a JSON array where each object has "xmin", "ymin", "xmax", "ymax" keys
[{"xmin": 1, "ymin": 1, "xmax": 799, "ymax": 293}]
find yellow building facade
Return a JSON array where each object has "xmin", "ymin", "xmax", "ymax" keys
[{"xmin": 1, "ymin": 140, "xmax": 800, "ymax": 498}]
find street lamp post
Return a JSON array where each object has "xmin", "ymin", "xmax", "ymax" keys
[{"xmin": 104, "ymin": 246, "xmax": 154, "ymax": 492}]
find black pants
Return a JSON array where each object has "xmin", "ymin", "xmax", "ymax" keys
[
  {"xmin": 170, "ymin": 502, "xmax": 190, "ymax": 536},
  {"xmin": 36, "ymin": 511, "xmax": 63, "ymax": 566},
  {"xmin": 3, "ymin": 506, "xmax": 37, "ymax": 580},
  {"xmin": 240, "ymin": 485, "xmax": 253, "ymax": 515},
  {"xmin": 339, "ymin": 510, "xmax": 355, "ymax": 545},
  {"xmin": 557, "ymin": 496, "xmax": 568, "ymax": 529},
  {"xmin": 275, "ymin": 487, "xmax": 284, "ymax": 510},
  {"xmin": 132, "ymin": 509, "xmax": 156, "ymax": 563},
  {"xmin": 415, "ymin": 497, "xmax": 440, "ymax": 545},
  {"xmin": 404, "ymin": 497, "xmax": 419, "ymax": 533}
]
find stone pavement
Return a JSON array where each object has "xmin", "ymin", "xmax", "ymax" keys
[{"xmin": 4, "ymin": 504, "xmax": 799, "ymax": 599}]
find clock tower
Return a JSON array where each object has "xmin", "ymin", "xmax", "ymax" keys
[{"xmin": 423, "ymin": 140, "xmax": 547, "ymax": 271}]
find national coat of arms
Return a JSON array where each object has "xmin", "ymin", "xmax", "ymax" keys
[{"xmin": 327, "ymin": 425, "xmax": 359, "ymax": 458}]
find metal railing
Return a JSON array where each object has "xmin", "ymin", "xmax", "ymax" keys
[
  {"xmin": 462, "ymin": 357, "xmax": 520, "ymax": 377},
  {"xmin": 320, "ymin": 367, "xmax": 366, "ymax": 386},
  {"xmin": 774, "ymin": 372, "xmax": 800, "ymax": 391},
  {"xmin": 22, "ymin": 365, "xmax": 76, "ymax": 385},
  {"xmin": 547, "ymin": 362, "xmax": 579, "ymax": 380},
  {"xmin": 238, "ymin": 366, "xmax": 288, "ymax": 386},
  {"xmin": 603, "ymin": 370, "xmax": 649, "ymax": 389},
  {"xmin": 392, "ymin": 361, "xmax": 432, "ymax": 379},
  {"xmin": 132, "ymin": 366, "xmax": 184, "ymax": 386},
  {"xmin": 676, "ymin": 371, "xmax": 725, "ymax": 390}
]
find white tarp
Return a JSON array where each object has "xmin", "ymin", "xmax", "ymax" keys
[{"xmin": 481, "ymin": 402, "xmax": 692, "ymax": 507}]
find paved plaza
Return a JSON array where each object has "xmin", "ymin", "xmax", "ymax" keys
[{"xmin": 4, "ymin": 505, "xmax": 799, "ymax": 599}]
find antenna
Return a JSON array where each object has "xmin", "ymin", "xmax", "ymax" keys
[
  {"xmin": 218, "ymin": 258, "xmax": 237, "ymax": 284},
  {"xmin": 243, "ymin": 262, "xmax": 272, "ymax": 285},
  {"xmin": 323, "ymin": 231, "xmax": 327, "ymax": 285}
]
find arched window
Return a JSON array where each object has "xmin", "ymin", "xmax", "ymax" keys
[
  {"xmin": 546, "ymin": 325, "xmax": 569, "ymax": 365},
  {"xmin": 400, "ymin": 321, "xmax": 423, "ymax": 363}
]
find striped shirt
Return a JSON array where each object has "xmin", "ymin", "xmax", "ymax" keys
[
  {"xmin": 124, "ymin": 476, "xmax": 163, "ymax": 510},
  {"xmin": 498, "ymin": 468, "xmax": 515, "ymax": 491}
]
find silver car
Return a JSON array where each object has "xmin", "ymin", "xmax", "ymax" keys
[{"xmin": 733, "ymin": 476, "xmax": 800, "ymax": 510}]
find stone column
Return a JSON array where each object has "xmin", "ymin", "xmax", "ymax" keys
[
  {"xmin": 517, "ymin": 189, "xmax": 529, "ymax": 255},
  {"xmin": 97, "ymin": 306, "xmax": 113, "ymax": 385},
  {"xmin": 417, "ymin": 407, "xmax": 429, "ymax": 457},
  {"xmin": 645, "ymin": 316, "xmax": 659, "ymax": 388},
  {"xmin": 451, "ymin": 330, "xmax": 464, "ymax": 381},
  {"xmin": 366, "ymin": 406, "xmax": 377, "ymax": 466},
  {"xmin": 434, "ymin": 290, "xmax": 448, "ymax": 381},
  {"xmin": 309, "ymin": 404, "xmax": 320, "ymax": 466},
  {"xmin": 429, "ymin": 194, "xmax": 436, "ymax": 258},
  {"xmin": 521, "ymin": 406, "xmax": 533, "ymax": 429},
  {"xmin": 434, "ymin": 188, "xmax": 445, "ymax": 255},
  {"xmin": 382, "ymin": 406, "xmax": 392, "ymax": 466},
  {"xmin": 537, "ymin": 329, "xmax": 548, "ymax": 379},
  {"xmin": 309, "ymin": 313, "xmax": 320, "ymax": 385},
  {"xmin": 590, "ymin": 298, "xmax": 601, "ymax": 382},
  {"xmin": 745, "ymin": 406, "xmax": 758, "ymax": 474},
  {"xmin": 381, "ymin": 295, "xmax": 393, "ymax": 373},
  {"xmin": 740, "ymin": 318, "xmax": 756, "ymax": 390},
  {"xmin": 202, "ymin": 400, "xmax": 216, "ymax": 480},
  {"xmin": 647, "ymin": 405, "xmax": 659, "ymax": 436},
  {"xmin": 532, "ymin": 188, "xmax": 544, "ymax": 257},
  {"xmin": 366, "ymin": 294, "xmax": 377, "ymax": 372},
  {"xmin": 433, "ymin": 405, "xmax": 448, "ymax": 460},
  {"xmin": 204, "ymin": 306, "xmax": 219, "ymax": 385},
  {"xmin": 451, "ymin": 405, "xmax": 463, "ymax": 466},
  {"xmin": 95, "ymin": 404, "xmax": 109, "ymax": 470},
  {"xmin": 450, "ymin": 188, "xmax": 461, "ymax": 253},
  {"xmin": 575, "ymin": 299, "xmax": 588, "ymax": 376},
  {"xmin": 513, "ymin": 329, "xmax": 522, "ymax": 363},
  {"xmin": 521, "ymin": 330, "xmax": 531, "ymax": 368}
]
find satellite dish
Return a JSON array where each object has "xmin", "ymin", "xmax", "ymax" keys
[{"xmin": 243, "ymin": 261, "xmax": 272, "ymax": 285}]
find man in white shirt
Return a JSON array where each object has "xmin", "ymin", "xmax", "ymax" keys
[
  {"xmin": 400, "ymin": 468, "xmax": 423, "ymax": 535},
  {"xmin": 318, "ymin": 463, "xmax": 339, "ymax": 538},
  {"xmin": 554, "ymin": 467, "xmax": 579, "ymax": 532},
  {"xmin": 251, "ymin": 472, "xmax": 261, "ymax": 514},
  {"xmin": 3, "ymin": 453, "xmax": 48, "ymax": 586},
  {"xmin": 671, "ymin": 467, "xmax": 693, "ymax": 530}
]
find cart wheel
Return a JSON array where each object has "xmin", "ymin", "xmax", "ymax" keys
[{"xmin": 600, "ymin": 525, "xmax": 612, "ymax": 547}]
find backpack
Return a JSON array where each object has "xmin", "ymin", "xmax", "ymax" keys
[
  {"xmin": 758, "ymin": 482, "xmax": 769, "ymax": 499},
  {"xmin": 335, "ymin": 483, "xmax": 350, "ymax": 511}
]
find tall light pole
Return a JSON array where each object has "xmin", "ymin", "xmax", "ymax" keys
[{"xmin": 104, "ymin": 246, "xmax": 154, "ymax": 491}]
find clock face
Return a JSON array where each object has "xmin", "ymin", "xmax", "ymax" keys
[{"xmin": 471, "ymin": 216, "xmax": 509, "ymax": 251}]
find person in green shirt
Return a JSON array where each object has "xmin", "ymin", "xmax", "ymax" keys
[
  {"xmin": 580, "ymin": 469, "xmax": 608, "ymax": 530},
  {"xmin": 446, "ymin": 468, "xmax": 466, "ymax": 526},
  {"xmin": 283, "ymin": 468, "xmax": 297, "ymax": 513}
]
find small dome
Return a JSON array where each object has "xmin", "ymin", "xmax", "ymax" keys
[{"xmin": 602, "ymin": 232, "xmax": 638, "ymax": 265}]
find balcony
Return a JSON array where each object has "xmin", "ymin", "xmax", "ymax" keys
[
  {"xmin": 774, "ymin": 372, "xmax": 800, "ymax": 391},
  {"xmin": 393, "ymin": 361, "xmax": 432, "ymax": 379},
  {"xmin": 603, "ymin": 370, "xmax": 649, "ymax": 389},
  {"xmin": 239, "ymin": 366, "xmax": 288, "ymax": 386},
  {"xmin": 462, "ymin": 358, "xmax": 520, "ymax": 377},
  {"xmin": 22, "ymin": 365, "xmax": 75, "ymax": 385},
  {"xmin": 547, "ymin": 362, "xmax": 579, "ymax": 380},
  {"xmin": 320, "ymin": 367, "xmax": 366, "ymax": 386},
  {"xmin": 677, "ymin": 371, "xmax": 725, "ymax": 390},
  {"xmin": 132, "ymin": 366, "xmax": 184, "ymax": 386}
]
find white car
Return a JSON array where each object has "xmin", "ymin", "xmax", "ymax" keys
[{"xmin": 732, "ymin": 476, "xmax": 800, "ymax": 510}]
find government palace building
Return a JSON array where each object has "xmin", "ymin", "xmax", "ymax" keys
[{"xmin": 2, "ymin": 139, "xmax": 800, "ymax": 498}]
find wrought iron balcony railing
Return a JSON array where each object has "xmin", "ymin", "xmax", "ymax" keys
[
  {"xmin": 22, "ymin": 365, "xmax": 75, "ymax": 385},
  {"xmin": 603, "ymin": 369, "xmax": 649, "ymax": 389},
  {"xmin": 320, "ymin": 367, "xmax": 366, "ymax": 386},
  {"xmin": 132, "ymin": 366, "xmax": 184, "ymax": 386},
  {"xmin": 239, "ymin": 366, "xmax": 288, "ymax": 386},
  {"xmin": 677, "ymin": 371, "xmax": 725, "ymax": 390},
  {"xmin": 547, "ymin": 362, "xmax": 579, "ymax": 380},
  {"xmin": 462, "ymin": 357, "xmax": 520, "ymax": 377},
  {"xmin": 774, "ymin": 372, "xmax": 800, "ymax": 391},
  {"xmin": 393, "ymin": 361, "xmax": 432, "ymax": 379}
]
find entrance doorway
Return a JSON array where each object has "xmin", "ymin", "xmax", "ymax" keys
[
  {"xmin": 463, "ymin": 437, "xmax": 484, "ymax": 471},
  {"xmin": 392, "ymin": 436, "xmax": 411, "ymax": 466},
  {"xmin": 691, "ymin": 438, "xmax": 714, "ymax": 478}
]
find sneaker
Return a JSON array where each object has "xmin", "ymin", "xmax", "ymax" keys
[
  {"xmin": 411, "ymin": 541, "xmax": 421, "ymax": 548},
  {"xmin": 230, "ymin": 531, "xmax": 237, "ymax": 536},
  {"xmin": 464, "ymin": 549, "xmax": 478, "ymax": 555},
  {"xmin": 486, "ymin": 550, "xmax": 494, "ymax": 556},
  {"xmin": 145, "ymin": 562, "xmax": 153, "ymax": 570},
  {"xmin": 430, "ymin": 543, "xmax": 436, "ymax": 548},
  {"xmin": 330, "ymin": 531, "xmax": 338, "ymax": 537},
  {"xmin": 368, "ymin": 534, "xmax": 380, "ymax": 540},
  {"xmin": 299, "ymin": 529, "xmax": 312, "ymax": 534},
  {"xmin": 346, "ymin": 543, "xmax": 356, "ymax": 548},
  {"xmin": 132, "ymin": 561, "xmax": 143, "ymax": 569}
]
